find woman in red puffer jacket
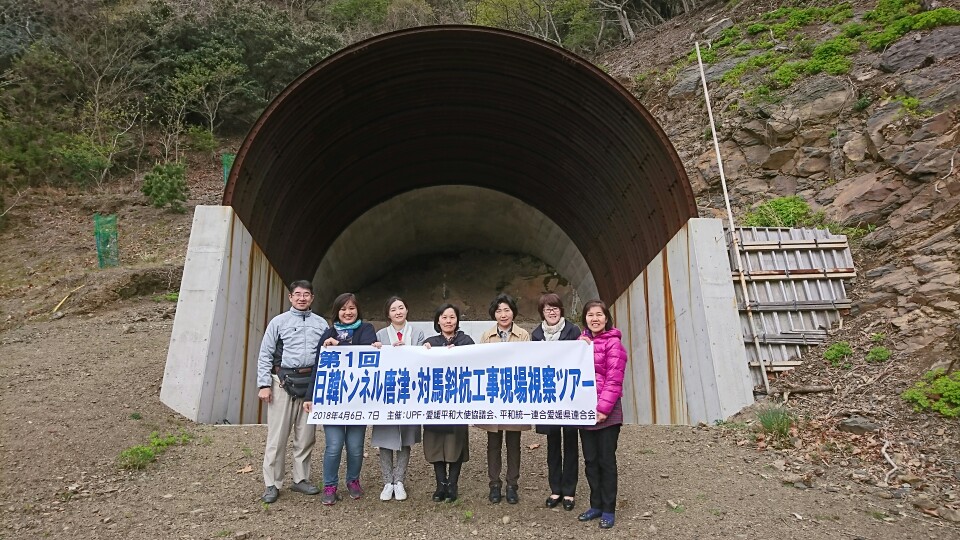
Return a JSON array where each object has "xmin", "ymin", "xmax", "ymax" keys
[{"xmin": 576, "ymin": 299, "xmax": 627, "ymax": 530}]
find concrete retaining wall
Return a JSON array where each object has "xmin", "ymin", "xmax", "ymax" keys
[
  {"xmin": 161, "ymin": 206, "xmax": 287, "ymax": 424},
  {"xmin": 613, "ymin": 219, "xmax": 754, "ymax": 425}
]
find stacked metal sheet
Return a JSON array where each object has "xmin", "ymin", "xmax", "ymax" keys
[{"xmin": 725, "ymin": 227, "xmax": 855, "ymax": 384}]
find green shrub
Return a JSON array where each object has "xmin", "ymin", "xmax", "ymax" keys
[
  {"xmin": 742, "ymin": 196, "xmax": 824, "ymax": 228},
  {"xmin": 902, "ymin": 369, "xmax": 960, "ymax": 417},
  {"xmin": 150, "ymin": 430, "xmax": 192, "ymax": 448},
  {"xmin": 825, "ymin": 222, "xmax": 875, "ymax": 240},
  {"xmin": 714, "ymin": 26, "xmax": 742, "ymax": 48},
  {"xmin": 854, "ymin": 95, "xmax": 874, "ymax": 111},
  {"xmin": 866, "ymin": 346, "xmax": 891, "ymax": 363},
  {"xmin": 52, "ymin": 134, "xmax": 111, "ymax": 185},
  {"xmin": 153, "ymin": 292, "xmax": 179, "ymax": 302},
  {"xmin": 861, "ymin": 1, "xmax": 960, "ymax": 50},
  {"xmin": 721, "ymin": 52, "xmax": 787, "ymax": 85},
  {"xmin": 185, "ymin": 125, "xmax": 216, "ymax": 153},
  {"xmin": 793, "ymin": 35, "xmax": 816, "ymax": 56},
  {"xmin": 842, "ymin": 22, "xmax": 869, "ymax": 37},
  {"xmin": 824, "ymin": 341, "xmax": 853, "ymax": 366},
  {"xmin": 327, "ymin": 0, "xmax": 390, "ymax": 29},
  {"xmin": 771, "ymin": 61, "xmax": 807, "ymax": 87},
  {"xmin": 828, "ymin": 8, "xmax": 854, "ymax": 24},
  {"xmin": 895, "ymin": 95, "xmax": 929, "ymax": 117},
  {"xmin": 690, "ymin": 47, "xmax": 718, "ymax": 63},
  {"xmin": 870, "ymin": 332, "xmax": 886, "ymax": 343},
  {"xmin": 807, "ymin": 36, "xmax": 859, "ymax": 73},
  {"xmin": 743, "ymin": 84, "xmax": 773, "ymax": 103},
  {"xmin": 909, "ymin": 8, "xmax": 960, "ymax": 30},
  {"xmin": 746, "ymin": 23, "xmax": 769, "ymax": 35},
  {"xmin": 142, "ymin": 162, "xmax": 188, "ymax": 213},
  {"xmin": 118, "ymin": 445, "xmax": 157, "ymax": 469},
  {"xmin": 757, "ymin": 407, "xmax": 793, "ymax": 440},
  {"xmin": 117, "ymin": 429, "xmax": 192, "ymax": 469}
]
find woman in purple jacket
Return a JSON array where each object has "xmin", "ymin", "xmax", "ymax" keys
[{"xmin": 576, "ymin": 299, "xmax": 627, "ymax": 529}]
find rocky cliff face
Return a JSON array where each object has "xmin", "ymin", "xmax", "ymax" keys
[{"xmin": 604, "ymin": 1, "xmax": 959, "ymax": 368}]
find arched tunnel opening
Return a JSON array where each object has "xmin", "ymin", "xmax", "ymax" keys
[
  {"xmin": 163, "ymin": 26, "xmax": 757, "ymax": 426},
  {"xmin": 223, "ymin": 25, "xmax": 697, "ymax": 308}
]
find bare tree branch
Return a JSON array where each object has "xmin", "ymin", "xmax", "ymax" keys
[{"xmin": 0, "ymin": 188, "xmax": 24, "ymax": 219}]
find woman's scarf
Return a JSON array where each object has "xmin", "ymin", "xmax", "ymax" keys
[
  {"xmin": 497, "ymin": 324, "xmax": 512, "ymax": 342},
  {"xmin": 334, "ymin": 319, "xmax": 362, "ymax": 343},
  {"xmin": 540, "ymin": 318, "xmax": 566, "ymax": 341}
]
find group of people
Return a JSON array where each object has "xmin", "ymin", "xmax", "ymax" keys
[{"xmin": 257, "ymin": 280, "xmax": 628, "ymax": 529}]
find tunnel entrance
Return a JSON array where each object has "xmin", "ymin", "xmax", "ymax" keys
[
  {"xmin": 163, "ymin": 26, "xmax": 756, "ymax": 426},
  {"xmin": 223, "ymin": 25, "xmax": 696, "ymax": 305}
]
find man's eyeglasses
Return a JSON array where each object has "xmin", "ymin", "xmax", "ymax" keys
[{"xmin": 291, "ymin": 293, "xmax": 313, "ymax": 299}]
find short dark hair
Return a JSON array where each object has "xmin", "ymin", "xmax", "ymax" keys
[
  {"xmin": 332, "ymin": 293, "xmax": 362, "ymax": 322},
  {"xmin": 488, "ymin": 293, "xmax": 518, "ymax": 320},
  {"xmin": 384, "ymin": 296, "xmax": 406, "ymax": 318},
  {"xmin": 537, "ymin": 293, "xmax": 564, "ymax": 320},
  {"xmin": 433, "ymin": 303, "xmax": 461, "ymax": 333},
  {"xmin": 289, "ymin": 280, "xmax": 313, "ymax": 294},
  {"xmin": 581, "ymin": 299, "xmax": 613, "ymax": 332}
]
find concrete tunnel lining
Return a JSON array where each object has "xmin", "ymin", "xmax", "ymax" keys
[
  {"xmin": 312, "ymin": 186, "xmax": 600, "ymax": 308},
  {"xmin": 223, "ymin": 26, "xmax": 697, "ymax": 302}
]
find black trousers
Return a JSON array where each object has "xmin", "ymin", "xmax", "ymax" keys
[
  {"xmin": 579, "ymin": 424, "xmax": 620, "ymax": 513},
  {"xmin": 487, "ymin": 430, "xmax": 521, "ymax": 487},
  {"xmin": 546, "ymin": 426, "xmax": 579, "ymax": 497}
]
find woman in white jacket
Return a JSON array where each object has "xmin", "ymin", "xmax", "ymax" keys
[{"xmin": 372, "ymin": 296, "xmax": 425, "ymax": 501}]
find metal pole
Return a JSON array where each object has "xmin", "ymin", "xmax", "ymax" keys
[{"xmin": 694, "ymin": 42, "xmax": 771, "ymax": 395}]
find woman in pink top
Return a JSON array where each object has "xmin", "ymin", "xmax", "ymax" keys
[{"xmin": 575, "ymin": 299, "xmax": 627, "ymax": 530}]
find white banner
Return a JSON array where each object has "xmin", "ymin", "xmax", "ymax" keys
[{"xmin": 307, "ymin": 341, "xmax": 597, "ymax": 425}]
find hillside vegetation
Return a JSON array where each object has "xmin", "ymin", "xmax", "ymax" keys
[{"xmin": 0, "ymin": 0, "xmax": 701, "ymax": 211}]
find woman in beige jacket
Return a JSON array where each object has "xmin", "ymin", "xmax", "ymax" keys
[{"xmin": 477, "ymin": 293, "xmax": 531, "ymax": 504}]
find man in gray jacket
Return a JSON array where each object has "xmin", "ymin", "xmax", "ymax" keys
[{"xmin": 257, "ymin": 280, "xmax": 328, "ymax": 503}]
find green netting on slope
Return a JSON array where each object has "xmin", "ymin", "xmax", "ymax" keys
[
  {"xmin": 222, "ymin": 153, "xmax": 235, "ymax": 184},
  {"xmin": 94, "ymin": 213, "xmax": 119, "ymax": 268}
]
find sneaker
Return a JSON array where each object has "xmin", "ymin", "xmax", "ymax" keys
[
  {"xmin": 321, "ymin": 486, "xmax": 338, "ymax": 505},
  {"xmin": 379, "ymin": 483, "xmax": 394, "ymax": 501},
  {"xmin": 347, "ymin": 479, "xmax": 363, "ymax": 499},
  {"xmin": 261, "ymin": 485, "xmax": 279, "ymax": 504},
  {"xmin": 290, "ymin": 480, "xmax": 321, "ymax": 495},
  {"xmin": 393, "ymin": 482, "xmax": 407, "ymax": 501}
]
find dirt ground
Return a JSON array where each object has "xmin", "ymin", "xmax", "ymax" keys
[{"xmin": 0, "ymin": 303, "xmax": 957, "ymax": 540}]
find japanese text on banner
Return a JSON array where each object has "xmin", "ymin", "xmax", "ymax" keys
[{"xmin": 307, "ymin": 341, "xmax": 597, "ymax": 425}]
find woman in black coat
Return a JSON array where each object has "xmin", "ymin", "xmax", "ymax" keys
[
  {"xmin": 531, "ymin": 293, "xmax": 582, "ymax": 511},
  {"xmin": 422, "ymin": 303, "xmax": 473, "ymax": 502}
]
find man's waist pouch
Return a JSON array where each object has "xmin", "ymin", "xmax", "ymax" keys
[{"xmin": 277, "ymin": 366, "xmax": 313, "ymax": 400}]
